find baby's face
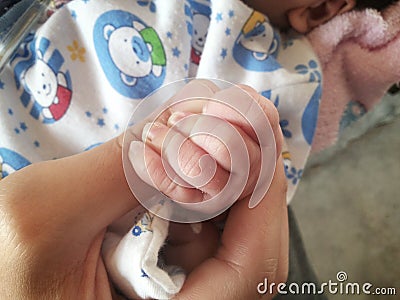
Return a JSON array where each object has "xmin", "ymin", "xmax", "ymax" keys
[
  {"xmin": 243, "ymin": 0, "xmax": 323, "ymax": 28},
  {"xmin": 243, "ymin": 0, "xmax": 355, "ymax": 32}
]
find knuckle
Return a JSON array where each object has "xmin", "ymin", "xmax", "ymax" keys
[
  {"xmin": 263, "ymin": 258, "xmax": 280, "ymax": 279},
  {"xmin": 236, "ymin": 84, "xmax": 257, "ymax": 95},
  {"xmin": 203, "ymin": 134, "xmax": 230, "ymax": 166},
  {"xmin": 160, "ymin": 175, "xmax": 175, "ymax": 195},
  {"xmin": 160, "ymin": 174, "xmax": 183, "ymax": 199},
  {"xmin": 177, "ymin": 145, "xmax": 203, "ymax": 178},
  {"xmin": 143, "ymin": 152, "xmax": 165, "ymax": 186}
]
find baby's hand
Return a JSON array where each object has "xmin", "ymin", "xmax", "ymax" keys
[{"xmin": 129, "ymin": 80, "xmax": 282, "ymax": 208}]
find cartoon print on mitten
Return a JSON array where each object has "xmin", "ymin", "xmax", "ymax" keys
[
  {"xmin": 12, "ymin": 35, "xmax": 72, "ymax": 124},
  {"xmin": 93, "ymin": 10, "xmax": 166, "ymax": 99},
  {"xmin": 232, "ymin": 11, "xmax": 281, "ymax": 72}
]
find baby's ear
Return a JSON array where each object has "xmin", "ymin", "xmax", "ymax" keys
[{"xmin": 287, "ymin": 0, "xmax": 356, "ymax": 33}]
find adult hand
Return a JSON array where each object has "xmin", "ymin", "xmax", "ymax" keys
[
  {"xmin": 0, "ymin": 80, "xmax": 288, "ymax": 299},
  {"xmin": 175, "ymin": 156, "xmax": 289, "ymax": 300},
  {"xmin": 0, "ymin": 135, "xmax": 135, "ymax": 299}
]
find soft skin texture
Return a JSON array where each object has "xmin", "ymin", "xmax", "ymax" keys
[
  {"xmin": 243, "ymin": 0, "xmax": 356, "ymax": 32},
  {"xmin": 0, "ymin": 81, "xmax": 288, "ymax": 299},
  {"xmin": 134, "ymin": 81, "xmax": 283, "ymax": 204}
]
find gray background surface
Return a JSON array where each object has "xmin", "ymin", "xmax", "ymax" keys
[{"xmin": 292, "ymin": 93, "xmax": 400, "ymax": 300}]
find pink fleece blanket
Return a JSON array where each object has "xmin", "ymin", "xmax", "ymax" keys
[{"xmin": 307, "ymin": 2, "xmax": 400, "ymax": 152}]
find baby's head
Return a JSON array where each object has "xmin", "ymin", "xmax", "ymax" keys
[{"xmin": 243, "ymin": 0, "xmax": 398, "ymax": 33}]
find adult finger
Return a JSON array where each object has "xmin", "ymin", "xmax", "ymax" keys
[
  {"xmin": 175, "ymin": 156, "xmax": 289, "ymax": 300},
  {"xmin": 218, "ymin": 156, "xmax": 289, "ymax": 288},
  {"xmin": 164, "ymin": 222, "xmax": 219, "ymax": 273}
]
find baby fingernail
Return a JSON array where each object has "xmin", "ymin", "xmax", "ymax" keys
[
  {"xmin": 168, "ymin": 111, "xmax": 187, "ymax": 126},
  {"xmin": 142, "ymin": 122, "xmax": 162, "ymax": 142},
  {"xmin": 142, "ymin": 123, "xmax": 152, "ymax": 142}
]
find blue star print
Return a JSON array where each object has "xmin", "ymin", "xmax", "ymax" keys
[
  {"xmin": 225, "ymin": 28, "xmax": 231, "ymax": 36},
  {"xmin": 102, "ymin": 107, "xmax": 108, "ymax": 114},
  {"xmin": 114, "ymin": 124, "xmax": 120, "ymax": 130},
  {"xmin": 220, "ymin": 48, "xmax": 227, "ymax": 59},
  {"xmin": 71, "ymin": 10, "xmax": 77, "ymax": 19},
  {"xmin": 0, "ymin": 80, "xmax": 4, "ymax": 89},
  {"xmin": 172, "ymin": 47, "xmax": 181, "ymax": 58},
  {"xmin": 167, "ymin": 31, "xmax": 173, "ymax": 39},
  {"xmin": 8, "ymin": 108, "xmax": 13, "ymax": 115},
  {"xmin": 34, "ymin": 141, "xmax": 40, "ymax": 148},
  {"xmin": 20, "ymin": 122, "xmax": 28, "ymax": 131},
  {"xmin": 216, "ymin": 13, "xmax": 223, "ymax": 22},
  {"xmin": 85, "ymin": 111, "xmax": 92, "ymax": 117},
  {"xmin": 97, "ymin": 118, "xmax": 105, "ymax": 127},
  {"xmin": 14, "ymin": 128, "xmax": 20, "ymax": 134},
  {"xmin": 184, "ymin": 3, "xmax": 193, "ymax": 35},
  {"xmin": 229, "ymin": 10, "xmax": 234, "ymax": 18},
  {"xmin": 82, "ymin": 0, "xmax": 89, "ymax": 3}
]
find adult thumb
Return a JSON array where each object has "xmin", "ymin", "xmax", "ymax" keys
[{"xmin": 1, "ymin": 134, "xmax": 139, "ymax": 241}]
